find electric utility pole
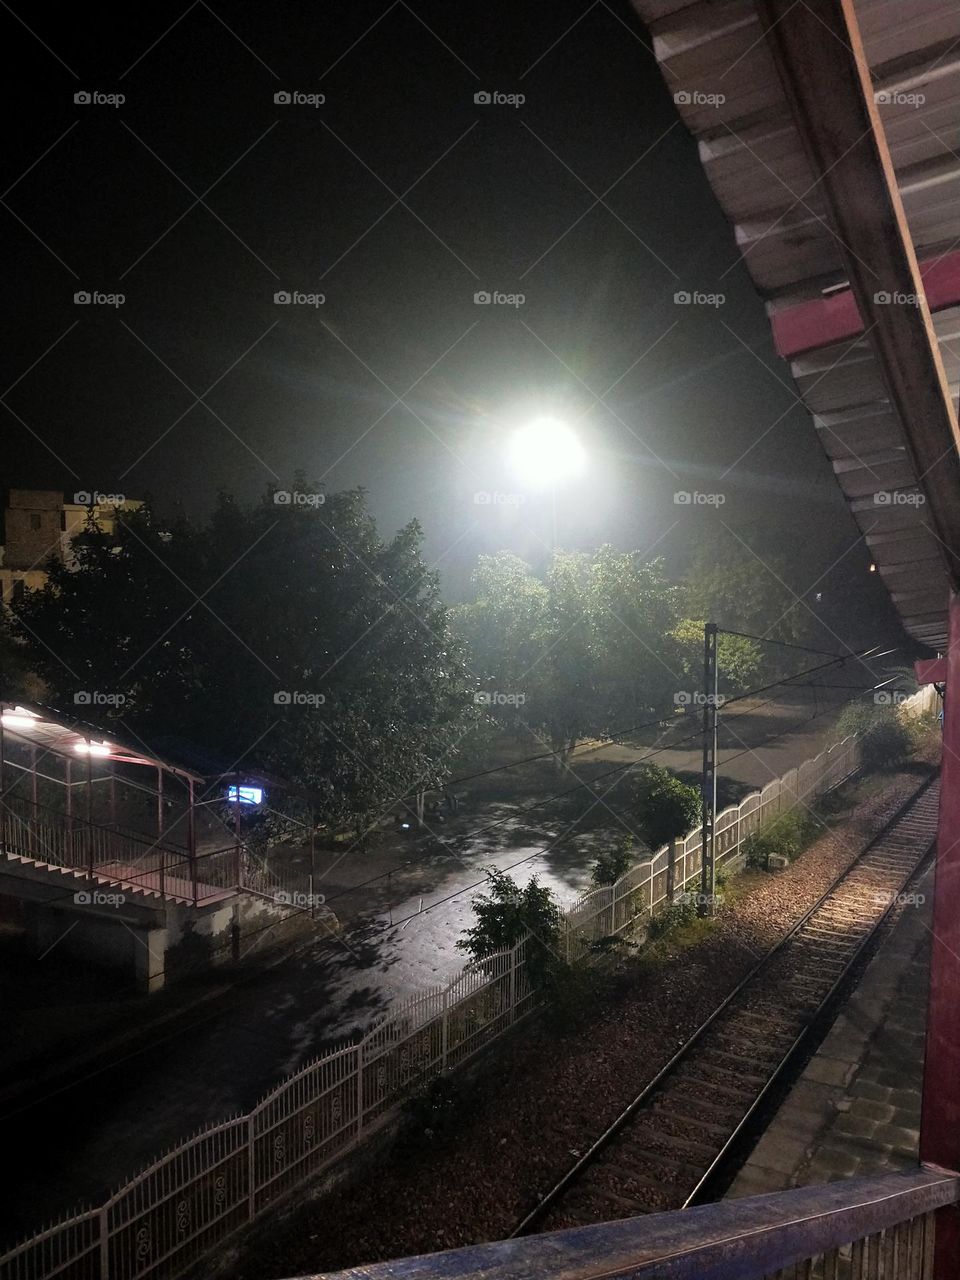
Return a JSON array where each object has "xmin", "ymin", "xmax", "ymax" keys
[{"xmin": 699, "ymin": 622, "xmax": 719, "ymax": 917}]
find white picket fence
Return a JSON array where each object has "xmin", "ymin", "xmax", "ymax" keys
[
  {"xmin": 562, "ymin": 684, "xmax": 937, "ymax": 959},
  {"xmin": 0, "ymin": 685, "xmax": 937, "ymax": 1280}
]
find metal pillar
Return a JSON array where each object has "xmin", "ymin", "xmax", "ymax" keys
[
  {"xmin": 65, "ymin": 755, "xmax": 73, "ymax": 863},
  {"xmin": 187, "ymin": 777, "xmax": 197, "ymax": 905},
  {"xmin": 0, "ymin": 715, "xmax": 5, "ymax": 853},
  {"xmin": 699, "ymin": 622, "xmax": 718, "ymax": 917},
  {"xmin": 234, "ymin": 771, "xmax": 242, "ymax": 890},
  {"xmin": 156, "ymin": 766, "xmax": 164, "ymax": 842},
  {"xmin": 920, "ymin": 592, "xmax": 960, "ymax": 1276},
  {"xmin": 30, "ymin": 744, "xmax": 38, "ymax": 855},
  {"xmin": 86, "ymin": 746, "xmax": 94, "ymax": 882}
]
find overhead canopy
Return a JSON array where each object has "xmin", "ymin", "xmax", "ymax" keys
[{"xmin": 633, "ymin": 0, "xmax": 960, "ymax": 648}]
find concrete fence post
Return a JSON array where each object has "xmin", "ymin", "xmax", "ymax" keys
[
  {"xmin": 441, "ymin": 990, "xmax": 449, "ymax": 1067},
  {"xmin": 99, "ymin": 1205, "xmax": 109, "ymax": 1280},
  {"xmin": 666, "ymin": 839, "xmax": 679, "ymax": 902}
]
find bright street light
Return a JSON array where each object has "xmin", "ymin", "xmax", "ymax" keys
[{"xmin": 508, "ymin": 417, "xmax": 586, "ymax": 490}]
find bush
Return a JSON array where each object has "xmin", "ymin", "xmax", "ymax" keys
[
  {"xmin": 396, "ymin": 1073, "xmax": 464, "ymax": 1151},
  {"xmin": 632, "ymin": 765, "xmax": 702, "ymax": 850},
  {"xmin": 743, "ymin": 809, "xmax": 820, "ymax": 871},
  {"xmin": 591, "ymin": 839, "xmax": 635, "ymax": 887},
  {"xmin": 457, "ymin": 867, "xmax": 563, "ymax": 984},
  {"xmin": 836, "ymin": 700, "xmax": 914, "ymax": 772},
  {"xmin": 648, "ymin": 897, "xmax": 697, "ymax": 939}
]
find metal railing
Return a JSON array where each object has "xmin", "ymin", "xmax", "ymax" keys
[
  {"xmin": 0, "ymin": 688, "xmax": 938, "ymax": 1280},
  {"xmin": 0, "ymin": 794, "xmax": 288, "ymax": 907},
  {"xmin": 299, "ymin": 1170, "xmax": 957, "ymax": 1280},
  {"xmin": 0, "ymin": 940, "xmax": 534, "ymax": 1280}
]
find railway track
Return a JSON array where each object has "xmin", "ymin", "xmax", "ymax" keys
[{"xmin": 515, "ymin": 774, "xmax": 941, "ymax": 1234}]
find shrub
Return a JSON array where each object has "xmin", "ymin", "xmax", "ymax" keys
[
  {"xmin": 836, "ymin": 700, "xmax": 914, "ymax": 772},
  {"xmin": 396, "ymin": 1073, "xmax": 464, "ymax": 1151},
  {"xmin": 632, "ymin": 764, "xmax": 702, "ymax": 850},
  {"xmin": 743, "ymin": 810, "xmax": 820, "ymax": 871},
  {"xmin": 457, "ymin": 867, "xmax": 563, "ymax": 984},
  {"xmin": 591, "ymin": 839, "xmax": 635, "ymax": 887},
  {"xmin": 648, "ymin": 897, "xmax": 697, "ymax": 939}
]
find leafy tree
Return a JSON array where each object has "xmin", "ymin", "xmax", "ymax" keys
[
  {"xmin": 672, "ymin": 618, "xmax": 762, "ymax": 696},
  {"xmin": 457, "ymin": 867, "xmax": 562, "ymax": 978},
  {"xmin": 12, "ymin": 487, "xmax": 475, "ymax": 836},
  {"xmin": 836, "ymin": 700, "xmax": 914, "ymax": 772},
  {"xmin": 454, "ymin": 546, "xmax": 682, "ymax": 764},
  {"xmin": 632, "ymin": 763, "xmax": 702, "ymax": 850},
  {"xmin": 591, "ymin": 839, "xmax": 635, "ymax": 887},
  {"xmin": 683, "ymin": 537, "xmax": 813, "ymax": 666}
]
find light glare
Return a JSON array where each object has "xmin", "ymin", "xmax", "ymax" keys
[{"xmin": 508, "ymin": 418, "xmax": 585, "ymax": 489}]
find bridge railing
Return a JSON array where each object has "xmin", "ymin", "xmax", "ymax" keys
[
  {"xmin": 0, "ymin": 796, "xmax": 266, "ymax": 905},
  {"xmin": 299, "ymin": 1170, "xmax": 957, "ymax": 1280}
]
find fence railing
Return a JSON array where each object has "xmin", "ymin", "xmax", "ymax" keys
[
  {"xmin": 0, "ymin": 794, "xmax": 306, "ymax": 908},
  {"xmin": 0, "ymin": 685, "xmax": 938, "ymax": 1280},
  {"xmin": 561, "ymin": 684, "xmax": 937, "ymax": 960},
  {"xmin": 0, "ymin": 940, "xmax": 534, "ymax": 1280}
]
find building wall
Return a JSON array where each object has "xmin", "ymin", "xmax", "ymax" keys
[
  {"xmin": 2, "ymin": 490, "xmax": 63, "ymax": 570},
  {"xmin": 0, "ymin": 489, "xmax": 141, "ymax": 602}
]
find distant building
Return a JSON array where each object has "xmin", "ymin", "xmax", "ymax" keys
[{"xmin": 0, "ymin": 488, "xmax": 141, "ymax": 605}]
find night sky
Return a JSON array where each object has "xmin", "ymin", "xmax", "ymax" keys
[{"xmin": 1, "ymin": 0, "xmax": 903, "ymax": 642}]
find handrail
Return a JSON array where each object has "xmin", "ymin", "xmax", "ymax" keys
[
  {"xmin": 303, "ymin": 1171, "xmax": 959, "ymax": 1280},
  {"xmin": 0, "ymin": 792, "xmax": 188, "ymax": 855}
]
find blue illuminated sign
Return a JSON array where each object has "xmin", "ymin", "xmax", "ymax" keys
[{"xmin": 227, "ymin": 785, "xmax": 264, "ymax": 806}]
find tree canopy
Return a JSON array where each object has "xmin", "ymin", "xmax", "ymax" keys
[
  {"xmin": 454, "ymin": 547, "xmax": 684, "ymax": 762},
  {"xmin": 12, "ymin": 487, "xmax": 475, "ymax": 832}
]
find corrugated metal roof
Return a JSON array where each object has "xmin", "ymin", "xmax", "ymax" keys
[{"xmin": 633, "ymin": 0, "xmax": 960, "ymax": 648}]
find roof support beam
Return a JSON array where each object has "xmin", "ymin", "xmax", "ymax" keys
[{"xmin": 757, "ymin": 0, "xmax": 960, "ymax": 586}]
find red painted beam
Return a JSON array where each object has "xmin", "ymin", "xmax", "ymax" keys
[
  {"xmin": 921, "ymin": 592, "xmax": 960, "ymax": 1275},
  {"xmin": 917, "ymin": 658, "xmax": 948, "ymax": 685},
  {"xmin": 772, "ymin": 249, "xmax": 960, "ymax": 359}
]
